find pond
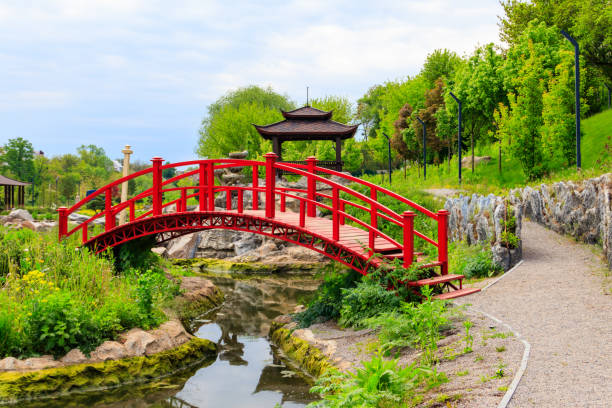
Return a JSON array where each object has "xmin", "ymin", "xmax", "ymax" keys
[{"xmin": 13, "ymin": 274, "xmax": 320, "ymax": 408}]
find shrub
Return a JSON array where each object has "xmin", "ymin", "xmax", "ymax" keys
[
  {"xmin": 462, "ymin": 250, "xmax": 502, "ymax": 278},
  {"xmin": 338, "ymin": 281, "xmax": 402, "ymax": 328},
  {"xmin": 293, "ymin": 265, "xmax": 362, "ymax": 328},
  {"xmin": 26, "ymin": 291, "xmax": 89, "ymax": 357},
  {"xmin": 309, "ymin": 353, "xmax": 447, "ymax": 407},
  {"xmin": 113, "ymin": 236, "xmax": 161, "ymax": 272},
  {"xmin": 365, "ymin": 287, "xmax": 449, "ymax": 364}
]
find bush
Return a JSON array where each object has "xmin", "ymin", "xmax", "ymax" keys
[
  {"xmin": 365, "ymin": 287, "xmax": 449, "ymax": 364},
  {"xmin": 338, "ymin": 281, "xmax": 402, "ymax": 328},
  {"xmin": 293, "ymin": 265, "xmax": 362, "ymax": 328},
  {"xmin": 462, "ymin": 249, "xmax": 502, "ymax": 278},
  {"xmin": 309, "ymin": 353, "xmax": 447, "ymax": 407},
  {"xmin": 0, "ymin": 226, "xmax": 180, "ymax": 359}
]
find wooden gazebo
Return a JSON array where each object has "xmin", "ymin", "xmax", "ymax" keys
[
  {"xmin": 254, "ymin": 106, "xmax": 358, "ymax": 171},
  {"xmin": 0, "ymin": 175, "xmax": 29, "ymax": 209}
]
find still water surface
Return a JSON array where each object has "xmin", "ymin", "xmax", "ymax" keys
[{"xmin": 15, "ymin": 275, "xmax": 320, "ymax": 408}]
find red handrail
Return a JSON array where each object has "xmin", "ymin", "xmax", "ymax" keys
[{"xmin": 58, "ymin": 153, "xmax": 449, "ymax": 274}]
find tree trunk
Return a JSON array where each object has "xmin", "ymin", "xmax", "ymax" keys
[
  {"xmin": 498, "ymin": 141, "xmax": 502, "ymax": 175},
  {"xmin": 471, "ymin": 131, "xmax": 474, "ymax": 174}
]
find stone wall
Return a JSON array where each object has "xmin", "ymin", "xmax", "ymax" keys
[
  {"xmin": 509, "ymin": 173, "xmax": 612, "ymax": 269},
  {"xmin": 444, "ymin": 193, "xmax": 523, "ymax": 271}
]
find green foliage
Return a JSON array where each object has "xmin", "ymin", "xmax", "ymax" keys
[
  {"xmin": 196, "ymin": 85, "xmax": 294, "ymax": 159},
  {"xmin": 462, "ymin": 249, "xmax": 502, "ymax": 279},
  {"xmin": 364, "ymin": 287, "xmax": 449, "ymax": 365},
  {"xmin": 1, "ymin": 137, "xmax": 34, "ymax": 182},
  {"xmin": 420, "ymin": 49, "xmax": 462, "ymax": 87},
  {"xmin": 338, "ymin": 281, "xmax": 402, "ymax": 328},
  {"xmin": 293, "ymin": 265, "xmax": 362, "ymax": 328},
  {"xmin": 0, "ymin": 227, "xmax": 179, "ymax": 358},
  {"xmin": 463, "ymin": 320, "xmax": 474, "ymax": 353},
  {"xmin": 114, "ymin": 236, "xmax": 161, "ymax": 272},
  {"xmin": 308, "ymin": 353, "xmax": 447, "ymax": 408}
]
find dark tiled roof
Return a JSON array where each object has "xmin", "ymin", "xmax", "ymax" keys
[
  {"xmin": 0, "ymin": 175, "xmax": 30, "ymax": 186},
  {"xmin": 254, "ymin": 119, "xmax": 358, "ymax": 140},
  {"xmin": 282, "ymin": 106, "xmax": 332, "ymax": 120}
]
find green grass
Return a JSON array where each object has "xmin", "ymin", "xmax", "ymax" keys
[{"xmin": 365, "ymin": 109, "xmax": 612, "ymax": 196}]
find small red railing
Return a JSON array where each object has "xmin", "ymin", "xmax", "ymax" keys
[{"xmin": 58, "ymin": 153, "xmax": 448, "ymax": 274}]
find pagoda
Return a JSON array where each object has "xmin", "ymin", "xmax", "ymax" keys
[{"xmin": 253, "ymin": 106, "xmax": 358, "ymax": 171}]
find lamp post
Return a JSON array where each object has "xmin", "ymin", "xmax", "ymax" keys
[
  {"xmin": 605, "ymin": 84, "xmax": 611, "ymax": 109},
  {"xmin": 119, "ymin": 145, "xmax": 133, "ymax": 224},
  {"xmin": 416, "ymin": 117, "xmax": 426, "ymax": 180},
  {"xmin": 382, "ymin": 133, "xmax": 392, "ymax": 184},
  {"xmin": 449, "ymin": 92, "xmax": 462, "ymax": 184},
  {"xmin": 561, "ymin": 29, "xmax": 581, "ymax": 170}
]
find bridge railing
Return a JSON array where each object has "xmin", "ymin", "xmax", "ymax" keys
[{"xmin": 58, "ymin": 153, "xmax": 448, "ymax": 274}]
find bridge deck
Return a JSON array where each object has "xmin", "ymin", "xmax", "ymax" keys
[{"xmin": 239, "ymin": 209, "xmax": 400, "ymax": 255}]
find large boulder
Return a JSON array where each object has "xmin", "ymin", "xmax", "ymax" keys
[
  {"xmin": 166, "ymin": 233, "xmax": 200, "ymax": 259},
  {"xmin": 7, "ymin": 209, "xmax": 33, "ymax": 222},
  {"xmin": 90, "ymin": 341, "xmax": 128, "ymax": 361}
]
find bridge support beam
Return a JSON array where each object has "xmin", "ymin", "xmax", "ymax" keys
[
  {"xmin": 264, "ymin": 153, "xmax": 277, "ymax": 218},
  {"xmin": 403, "ymin": 211, "xmax": 415, "ymax": 268},
  {"xmin": 437, "ymin": 209, "xmax": 449, "ymax": 275},
  {"xmin": 306, "ymin": 156, "xmax": 317, "ymax": 217},
  {"xmin": 151, "ymin": 157, "xmax": 163, "ymax": 216}
]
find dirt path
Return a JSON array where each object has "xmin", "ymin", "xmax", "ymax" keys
[{"xmin": 457, "ymin": 221, "xmax": 612, "ymax": 407}]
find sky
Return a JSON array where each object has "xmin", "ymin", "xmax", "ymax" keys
[{"xmin": 0, "ymin": 0, "xmax": 504, "ymax": 163}]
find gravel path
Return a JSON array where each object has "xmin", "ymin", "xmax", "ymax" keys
[{"xmin": 458, "ymin": 221, "xmax": 612, "ymax": 407}]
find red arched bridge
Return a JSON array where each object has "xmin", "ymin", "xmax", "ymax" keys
[{"xmin": 57, "ymin": 153, "xmax": 479, "ymax": 299}]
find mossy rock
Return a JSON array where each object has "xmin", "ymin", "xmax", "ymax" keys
[
  {"xmin": 0, "ymin": 338, "xmax": 217, "ymax": 404},
  {"xmin": 171, "ymin": 285, "xmax": 225, "ymax": 328},
  {"xmin": 171, "ymin": 258, "xmax": 323, "ymax": 279},
  {"xmin": 269, "ymin": 322, "xmax": 334, "ymax": 378}
]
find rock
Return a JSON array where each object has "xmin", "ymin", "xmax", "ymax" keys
[
  {"xmin": 122, "ymin": 329, "xmax": 156, "ymax": 357},
  {"xmin": 273, "ymin": 314, "xmax": 293, "ymax": 325},
  {"xmin": 60, "ymin": 349, "xmax": 87, "ymax": 364},
  {"xmin": 461, "ymin": 155, "xmax": 491, "ymax": 168},
  {"xmin": 20, "ymin": 220, "xmax": 37, "ymax": 231},
  {"xmin": 294, "ymin": 304, "xmax": 306, "ymax": 314},
  {"xmin": 7, "ymin": 209, "xmax": 33, "ymax": 222},
  {"xmin": 166, "ymin": 233, "xmax": 200, "ymax": 259},
  {"xmin": 159, "ymin": 320, "xmax": 191, "ymax": 346},
  {"xmin": 145, "ymin": 331, "xmax": 173, "ymax": 355},
  {"xmin": 0, "ymin": 357, "xmax": 25, "ymax": 371},
  {"xmin": 221, "ymin": 172, "xmax": 243, "ymax": 185},
  {"xmin": 91, "ymin": 341, "xmax": 128, "ymax": 361},
  {"xmin": 491, "ymin": 243, "xmax": 510, "ymax": 271},
  {"xmin": 151, "ymin": 246, "xmax": 168, "ymax": 257},
  {"xmin": 228, "ymin": 151, "xmax": 248, "ymax": 159},
  {"xmin": 34, "ymin": 221, "xmax": 57, "ymax": 232},
  {"xmin": 22, "ymin": 356, "xmax": 60, "ymax": 370},
  {"xmin": 234, "ymin": 234, "xmax": 263, "ymax": 256}
]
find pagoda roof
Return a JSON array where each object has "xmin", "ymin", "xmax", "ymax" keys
[
  {"xmin": 282, "ymin": 106, "xmax": 332, "ymax": 120},
  {"xmin": 0, "ymin": 174, "xmax": 30, "ymax": 187},
  {"xmin": 254, "ymin": 106, "xmax": 358, "ymax": 141}
]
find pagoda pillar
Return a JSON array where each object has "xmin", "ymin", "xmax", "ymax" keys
[
  {"xmin": 335, "ymin": 136, "xmax": 342, "ymax": 171},
  {"xmin": 272, "ymin": 137, "xmax": 281, "ymax": 160}
]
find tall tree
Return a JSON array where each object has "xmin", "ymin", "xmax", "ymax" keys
[
  {"xmin": 499, "ymin": 0, "xmax": 612, "ymax": 83},
  {"xmin": 445, "ymin": 43, "xmax": 506, "ymax": 172},
  {"xmin": 420, "ymin": 49, "xmax": 463, "ymax": 88},
  {"xmin": 1, "ymin": 137, "xmax": 34, "ymax": 181},
  {"xmin": 197, "ymin": 86, "xmax": 294, "ymax": 159}
]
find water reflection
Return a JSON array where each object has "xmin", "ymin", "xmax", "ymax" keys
[{"xmin": 8, "ymin": 275, "xmax": 319, "ymax": 408}]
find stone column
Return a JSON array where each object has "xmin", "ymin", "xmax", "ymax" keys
[{"xmin": 119, "ymin": 145, "xmax": 133, "ymax": 225}]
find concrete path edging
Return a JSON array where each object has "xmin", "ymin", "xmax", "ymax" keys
[{"xmin": 465, "ymin": 306, "xmax": 531, "ymax": 408}]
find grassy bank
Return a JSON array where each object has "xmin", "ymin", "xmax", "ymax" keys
[
  {"xmin": 0, "ymin": 227, "xmax": 179, "ymax": 359},
  {"xmin": 364, "ymin": 109, "xmax": 612, "ymax": 196}
]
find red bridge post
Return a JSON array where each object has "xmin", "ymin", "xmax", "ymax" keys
[
  {"xmin": 58, "ymin": 207, "xmax": 67, "ymax": 240},
  {"xmin": 306, "ymin": 156, "xmax": 317, "ymax": 217},
  {"xmin": 264, "ymin": 153, "xmax": 277, "ymax": 218},
  {"xmin": 252, "ymin": 165, "xmax": 259, "ymax": 210},
  {"xmin": 207, "ymin": 162, "xmax": 215, "ymax": 210},
  {"xmin": 369, "ymin": 188, "xmax": 377, "ymax": 251},
  {"xmin": 151, "ymin": 157, "xmax": 163, "ymax": 216},
  {"xmin": 105, "ymin": 189, "xmax": 115, "ymax": 230},
  {"xmin": 332, "ymin": 187, "xmax": 340, "ymax": 241},
  {"xmin": 199, "ymin": 163, "xmax": 206, "ymax": 211},
  {"xmin": 403, "ymin": 211, "xmax": 415, "ymax": 268},
  {"xmin": 437, "ymin": 209, "xmax": 449, "ymax": 275}
]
